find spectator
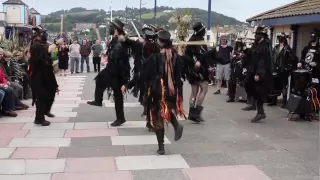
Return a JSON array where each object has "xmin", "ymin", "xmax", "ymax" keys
[
  {"xmin": 0, "ymin": 67, "xmax": 17, "ymax": 117},
  {"xmin": 213, "ymin": 36, "xmax": 233, "ymax": 94},
  {"xmin": 0, "ymin": 49, "xmax": 26, "ymax": 113},
  {"xmin": 91, "ymin": 40, "xmax": 103, "ymax": 72},
  {"xmin": 69, "ymin": 39, "xmax": 80, "ymax": 74},
  {"xmin": 15, "ymin": 51, "xmax": 30, "ymax": 99},
  {"xmin": 58, "ymin": 39, "xmax": 69, "ymax": 76},
  {"xmin": 1, "ymin": 51, "xmax": 25, "ymax": 101},
  {"xmin": 80, "ymin": 39, "xmax": 91, "ymax": 73}
]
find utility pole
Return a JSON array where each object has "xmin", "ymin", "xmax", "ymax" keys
[
  {"xmin": 125, "ymin": 6, "xmax": 128, "ymax": 24},
  {"xmin": 153, "ymin": 0, "xmax": 157, "ymax": 25},
  {"xmin": 140, "ymin": 0, "xmax": 142, "ymax": 21},
  {"xmin": 140, "ymin": 0, "xmax": 147, "ymax": 23},
  {"xmin": 110, "ymin": 0, "xmax": 113, "ymax": 22},
  {"xmin": 132, "ymin": 7, "xmax": 134, "ymax": 21},
  {"xmin": 207, "ymin": 0, "xmax": 212, "ymax": 41}
]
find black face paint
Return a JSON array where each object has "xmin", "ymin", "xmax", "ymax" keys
[
  {"xmin": 41, "ymin": 32, "xmax": 48, "ymax": 43},
  {"xmin": 278, "ymin": 37, "xmax": 284, "ymax": 43},
  {"xmin": 254, "ymin": 34, "xmax": 262, "ymax": 43},
  {"xmin": 310, "ymin": 36, "xmax": 317, "ymax": 43},
  {"xmin": 109, "ymin": 25, "xmax": 115, "ymax": 35}
]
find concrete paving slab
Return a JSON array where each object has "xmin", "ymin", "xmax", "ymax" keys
[
  {"xmin": 0, "ymin": 174, "xmax": 51, "ymax": 180},
  {"xmin": 8, "ymin": 138, "xmax": 71, "ymax": 147},
  {"xmin": 182, "ymin": 153, "xmax": 236, "ymax": 167},
  {"xmin": 107, "ymin": 121, "xmax": 146, "ymax": 128},
  {"xmin": 111, "ymin": 135, "xmax": 170, "ymax": 145},
  {"xmin": 183, "ymin": 165, "xmax": 272, "ymax": 180},
  {"xmin": 0, "ymin": 148, "xmax": 15, "ymax": 158},
  {"xmin": 65, "ymin": 157, "xmax": 116, "ymax": 172},
  {"xmin": 124, "ymin": 145, "xmax": 171, "ymax": 156},
  {"xmin": 64, "ymin": 129, "xmax": 118, "ymax": 138},
  {"xmin": 26, "ymin": 159, "xmax": 66, "ymax": 174},
  {"xmin": 132, "ymin": 169, "xmax": 188, "ymax": 180},
  {"xmin": 11, "ymin": 148, "xmax": 59, "ymax": 159},
  {"xmin": 22, "ymin": 123, "xmax": 74, "ymax": 130},
  {"xmin": 74, "ymin": 122, "xmax": 108, "ymax": 129},
  {"xmin": 116, "ymin": 154, "xmax": 190, "ymax": 170},
  {"xmin": 26, "ymin": 130, "xmax": 65, "ymax": 138},
  {"xmin": 0, "ymin": 160, "xmax": 25, "ymax": 174},
  {"xmin": 70, "ymin": 137, "xmax": 112, "ymax": 147},
  {"xmin": 58, "ymin": 146, "xmax": 125, "ymax": 158},
  {"xmin": 52, "ymin": 172, "xmax": 133, "ymax": 180}
]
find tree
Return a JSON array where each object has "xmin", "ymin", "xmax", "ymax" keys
[{"xmin": 169, "ymin": 9, "xmax": 192, "ymax": 41}]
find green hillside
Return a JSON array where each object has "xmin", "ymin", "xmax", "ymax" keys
[
  {"xmin": 42, "ymin": 7, "xmax": 244, "ymax": 32},
  {"xmin": 140, "ymin": 12, "xmax": 167, "ymax": 19}
]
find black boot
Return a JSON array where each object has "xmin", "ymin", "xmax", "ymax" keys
[
  {"xmin": 34, "ymin": 118, "xmax": 51, "ymax": 126},
  {"xmin": 242, "ymin": 97, "xmax": 256, "ymax": 111},
  {"xmin": 268, "ymin": 96, "xmax": 277, "ymax": 106},
  {"xmin": 188, "ymin": 107, "xmax": 200, "ymax": 123},
  {"xmin": 146, "ymin": 120, "xmax": 154, "ymax": 132},
  {"xmin": 251, "ymin": 104, "xmax": 266, "ymax": 123},
  {"xmin": 46, "ymin": 112, "xmax": 55, "ymax": 118},
  {"xmin": 156, "ymin": 129, "xmax": 165, "ymax": 155},
  {"xmin": 281, "ymin": 95, "xmax": 287, "ymax": 109},
  {"xmin": 226, "ymin": 98, "xmax": 235, "ymax": 102},
  {"xmin": 171, "ymin": 115, "xmax": 183, "ymax": 141},
  {"xmin": 196, "ymin": 105, "xmax": 205, "ymax": 122},
  {"xmin": 87, "ymin": 101, "xmax": 103, "ymax": 107}
]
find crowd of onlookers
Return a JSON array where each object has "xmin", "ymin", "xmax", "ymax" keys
[
  {"xmin": 0, "ymin": 48, "xmax": 30, "ymax": 118},
  {"xmin": 55, "ymin": 38, "xmax": 106, "ymax": 76}
]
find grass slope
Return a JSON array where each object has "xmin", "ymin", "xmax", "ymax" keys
[{"xmin": 140, "ymin": 12, "xmax": 168, "ymax": 19}]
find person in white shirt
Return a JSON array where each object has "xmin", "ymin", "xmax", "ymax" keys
[{"xmin": 69, "ymin": 39, "xmax": 81, "ymax": 73}]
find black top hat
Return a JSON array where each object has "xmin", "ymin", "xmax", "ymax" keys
[
  {"xmin": 144, "ymin": 29, "xmax": 155, "ymax": 37},
  {"xmin": 192, "ymin": 22, "xmax": 206, "ymax": 33},
  {"xmin": 142, "ymin": 24, "xmax": 153, "ymax": 33},
  {"xmin": 110, "ymin": 18, "xmax": 125, "ymax": 32},
  {"xmin": 255, "ymin": 26, "xmax": 268, "ymax": 34},
  {"xmin": 157, "ymin": 30, "xmax": 171, "ymax": 42}
]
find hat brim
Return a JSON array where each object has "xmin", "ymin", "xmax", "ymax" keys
[{"xmin": 110, "ymin": 21, "xmax": 123, "ymax": 31}]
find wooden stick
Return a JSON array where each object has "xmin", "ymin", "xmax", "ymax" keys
[{"xmin": 173, "ymin": 41, "xmax": 211, "ymax": 46}]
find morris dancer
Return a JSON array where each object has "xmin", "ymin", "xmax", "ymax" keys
[
  {"xmin": 183, "ymin": 22, "xmax": 211, "ymax": 122},
  {"xmin": 29, "ymin": 26, "xmax": 59, "ymax": 126},
  {"xmin": 125, "ymin": 30, "xmax": 184, "ymax": 155},
  {"xmin": 87, "ymin": 19, "xmax": 130, "ymax": 127},
  {"xmin": 127, "ymin": 25, "xmax": 160, "ymax": 131},
  {"xmin": 247, "ymin": 26, "xmax": 272, "ymax": 123}
]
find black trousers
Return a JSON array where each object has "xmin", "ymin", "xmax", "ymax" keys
[
  {"xmin": 244, "ymin": 78, "xmax": 255, "ymax": 99},
  {"xmin": 35, "ymin": 92, "xmax": 55, "ymax": 120},
  {"xmin": 93, "ymin": 57, "xmax": 101, "ymax": 72},
  {"xmin": 94, "ymin": 80, "xmax": 125, "ymax": 120},
  {"xmin": 254, "ymin": 81, "xmax": 267, "ymax": 113},
  {"xmin": 113, "ymin": 86, "xmax": 125, "ymax": 120},
  {"xmin": 228, "ymin": 74, "xmax": 237, "ymax": 99},
  {"xmin": 22, "ymin": 74, "xmax": 30, "ymax": 98}
]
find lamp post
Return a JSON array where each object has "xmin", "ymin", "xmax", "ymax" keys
[
  {"xmin": 140, "ymin": 0, "xmax": 147, "ymax": 22},
  {"xmin": 207, "ymin": 0, "xmax": 212, "ymax": 41},
  {"xmin": 153, "ymin": 0, "xmax": 157, "ymax": 25}
]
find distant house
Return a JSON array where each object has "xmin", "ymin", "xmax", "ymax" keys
[
  {"xmin": 29, "ymin": 8, "xmax": 41, "ymax": 26},
  {"xmin": 246, "ymin": 0, "xmax": 320, "ymax": 58},
  {"xmin": 1, "ymin": 0, "xmax": 36, "ymax": 45}
]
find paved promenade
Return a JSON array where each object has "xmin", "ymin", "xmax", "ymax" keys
[{"xmin": 0, "ymin": 70, "xmax": 319, "ymax": 180}]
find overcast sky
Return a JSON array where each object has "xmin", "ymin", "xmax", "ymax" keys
[{"xmin": 15, "ymin": 0, "xmax": 295, "ymax": 21}]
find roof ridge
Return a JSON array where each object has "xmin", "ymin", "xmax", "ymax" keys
[{"xmin": 247, "ymin": 0, "xmax": 304, "ymax": 21}]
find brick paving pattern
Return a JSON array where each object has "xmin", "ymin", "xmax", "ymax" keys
[{"xmin": 0, "ymin": 61, "xmax": 319, "ymax": 180}]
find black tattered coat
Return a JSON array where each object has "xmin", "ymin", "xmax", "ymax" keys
[{"xmin": 29, "ymin": 41, "xmax": 58, "ymax": 99}]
